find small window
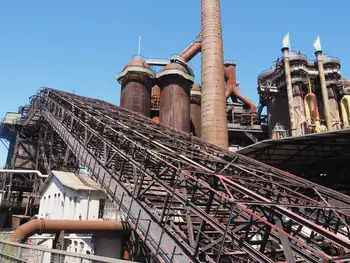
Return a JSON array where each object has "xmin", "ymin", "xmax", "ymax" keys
[
  {"xmin": 86, "ymin": 250, "xmax": 90, "ymax": 255},
  {"xmin": 98, "ymin": 199, "xmax": 105, "ymax": 219}
]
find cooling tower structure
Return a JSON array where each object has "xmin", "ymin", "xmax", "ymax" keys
[
  {"xmin": 258, "ymin": 39, "xmax": 343, "ymax": 138},
  {"xmin": 117, "ymin": 57, "xmax": 155, "ymax": 117},
  {"xmin": 200, "ymin": 0, "xmax": 228, "ymax": 149}
]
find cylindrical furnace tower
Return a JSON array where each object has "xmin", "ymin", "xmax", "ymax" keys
[
  {"xmin": 190, "ymin": 84, "xmax": 201, "ymax": 137},
  {"xmin": 157, "ymin": 57, "xmax": 194, "ymax": 133},
  {"xmin": 116, "ymin": 57, "xmax": 155, "ymax": 116}
]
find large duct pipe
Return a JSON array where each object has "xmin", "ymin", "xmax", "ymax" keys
[
  {"xmin": 304, "ymin": 92, "xmax": 321, "ymax": 133},
  {"xmin": 180, "ymin": 40, "xmax": 202, "ymax": 62},
  {"xmin": 224, "ymin": 63, "xmax": 257, "ymax": 123},
  {"xmin": 281, "ymin": 47, "xmax": 296, "ymax": 137},
  {"xmin": 315, "ymin": 51, "xmax": 333, "ymax": 131},
  {"xmin": 340, "ymin": 95, "xmax": 350, "ymax": 128},
  {"xmin": 10, "ymin": 219, "xmax": 129, "ymax": 243},
  {"xmin": 201, "ymin": 0, "xmax": 228, "ymax": 149}
]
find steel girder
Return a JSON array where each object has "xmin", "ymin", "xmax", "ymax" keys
[{"xmin": 23, "ymin": 87, "xmax": 350, "ymax": 262}]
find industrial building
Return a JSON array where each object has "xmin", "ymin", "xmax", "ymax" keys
[
  {"xmin": 1, "ymin": 1, "xmax": 350, "ymax": 262},
  {"xmin": 258, "ymin": 36, "xmax": 350, "ymax": 138}
]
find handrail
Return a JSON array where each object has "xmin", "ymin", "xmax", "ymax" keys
[{"xmin": 0, "ymin": 240, "xmax": 135, "ymax": 263}]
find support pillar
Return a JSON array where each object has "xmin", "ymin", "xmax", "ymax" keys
[
  {"xmin": 315, "ymin": 50, "xmax": 332, "ymax": 131},
  {"xmin": 282, "ymin": 47, "xmax": 296, "ymax": 137}
]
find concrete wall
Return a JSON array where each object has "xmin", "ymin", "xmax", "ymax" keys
[{"xmin": 92, "ymin": 234, "xmax": 122, "ymax": 259}]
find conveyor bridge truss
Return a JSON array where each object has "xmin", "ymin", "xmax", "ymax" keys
[{"xmin": 23, "ymin": 88, "xmax": 350, "ymax": 263}]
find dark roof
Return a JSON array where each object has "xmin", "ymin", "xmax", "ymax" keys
[{"xmin": 237, "ymin": 128, "xmax": 350, "ymax": 175}]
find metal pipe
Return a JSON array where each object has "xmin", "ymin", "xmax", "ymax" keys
[
  {"xmin": 0, "ymin": 169, "xmax": 47, "ymax": 178},
  {"xmin": 281, "ymin": 47, "xmax": 296, "ymax": 137},
  {"xmin": 180, "ymin": 40, "xmax": 202, "ymax": 62},
  {"xmin": 315, "ymin": 50, "xmax": 333, "ymax": 131},
  {"xmin": 201, "ymin": 0, "xmax": 228, "ymax": 149},
  {"xmin": 10, "ymin": 219, "xmax": 129, "ymax": 243},
  {"xmin": 224, "ymin": 64, "xmax": 257, "ymax": 121}
]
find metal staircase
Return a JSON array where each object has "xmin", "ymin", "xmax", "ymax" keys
[{"xmin": 21, "ymin": 87, "xmax": 350, "ymax": 262}]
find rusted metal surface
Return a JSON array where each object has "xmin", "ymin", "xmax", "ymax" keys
[
  {"xmin": 180, "ymin": 40, "xmax": 201, "ymax": 62},
  {"xmin": 328, "ymin": 87, "xmax": 341, "ymax": 130},
  {"xmin": 342, "ymin": 78, "xmax": 350, "ymax": 86},
  {"xmin": 224, "ymin": 63, "xmax": 257, "ymax": 123},
  {"xmin": 190, "ymin": 84, "xmax": 201, "ymax": 137},
  {"xmin": 292, "ymin": 84, "xmax": 306, "ymax": 133},
  {"xmin": 267, "ymin": 96, "xmax": 290, "ymax": 138},
  {"xmin": 11, "ymin": 219, "xmax": 128, "ymax": 243},
  {"xmin": 282, "ymin": 48, "xmax": 296, "ymax": 136},
  {"xmin": 158, "ymin": 62, "xmax": 192, "ymax": 133},
  {"xmin": 152, "ymin": 116, "xmax": 160, "ymax": 122},
  {"xmin": 316, "ymin": 51, "xmax": 333, "ymax": 131},
  {"xmin": 151, "ymin": 84, "xmax": 161, "ymax": 110},
  {"xmin": 117, "ymin": 58, "xmax": 154, "ymax": 117},
  {"xmin": 8, "ymin": 87, "xmax": 350, "ymax": 262},
  {"xmin": 201, "ymin": 0, "xmax": 228, "ymax": 149}
]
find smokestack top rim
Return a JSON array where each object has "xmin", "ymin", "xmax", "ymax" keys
[{"xmin": 224, "ymin": 61, "xmax": 236, "ymax": 67}]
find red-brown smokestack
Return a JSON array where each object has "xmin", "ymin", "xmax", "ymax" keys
[{"xmin": 201, "ymin": 0, "xmax": 228, "ymax": 149}]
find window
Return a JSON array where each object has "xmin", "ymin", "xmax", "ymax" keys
[
  {"xmin": 73, "ymin": 197, "xmax": 78, "ymax": 219},
  {"xmin": 98, "ymin": 199, "xmax": 105, "ymax": 219},
  {"xmin": 48, "ymin": 195, "xmax": 51, "ymax": 214},
  {"xmin": 41, "ymin": 197, "xmax": 46, "ymax": 216}
]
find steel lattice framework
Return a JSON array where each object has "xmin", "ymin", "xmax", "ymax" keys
[{"xmin": 21, "ymin": 87, "xmax": 350, "ymax": 262}]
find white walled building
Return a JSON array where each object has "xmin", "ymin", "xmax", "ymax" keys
[
  {"xmin": 38, "ymin": 170, "xmax": 105, "ymax": 221},
  {"xmin": 33, "ymin": 170, "xmax": 107, "ymax": 259}
]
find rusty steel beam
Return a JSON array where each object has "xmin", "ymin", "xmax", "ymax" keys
[{"xmin": 18, "ymin": 87, "xmax": 350, "ymax": 262}]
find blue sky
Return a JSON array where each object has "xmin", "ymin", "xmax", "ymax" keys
[{"xmin": 0, "ymin": 0, "xmax": 349, "ymax": 166}]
